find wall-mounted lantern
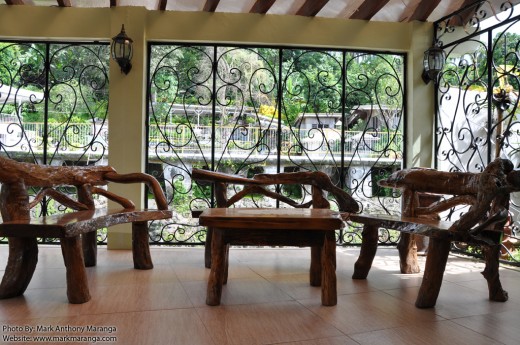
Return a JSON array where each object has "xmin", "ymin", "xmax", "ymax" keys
[
  {"xmin": 111, "ymin": 25, "xmax": 133, "ymax": 75},
  {"xmin": 422, "ymin": 42, "xmax": 446, "ymax": 84}
]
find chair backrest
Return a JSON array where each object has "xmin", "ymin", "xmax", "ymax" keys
[
  {"xmin": 378, "ymin": 158, "xmax": 518, "ymax": 235},
  {"xmin": 0, "ymin": 156, "xmax": 168, "ymax": 222},
  {"xmin": 191, "ymin": 168, "xmax": 359, "ymax": 213}
]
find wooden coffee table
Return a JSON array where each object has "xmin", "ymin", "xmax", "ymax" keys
[{"xmin": 198, "ymin": 208, "xmax": 344, "ymax": 306}]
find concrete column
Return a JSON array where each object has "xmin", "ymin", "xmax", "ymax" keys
[
  {"xmin": 107, "ymin": 7, "xmax": 148, "ymax": 249},
  {"xmin": 407, "ymin": 22, "xmax": 436, "ymax": 168}
]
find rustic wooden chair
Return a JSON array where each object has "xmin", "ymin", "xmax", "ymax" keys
[
  {"xmin": 350, "ymin": 158, "xmax": 517, "ymax": 307},
  {"xmin": 0, "ymin": 156, "xmax": 171, "ymax": 303}
]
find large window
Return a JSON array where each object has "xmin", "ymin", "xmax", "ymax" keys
[
  {"xmin": 147, "ymin": 44, "xmax": 405, "ymax": 245},
  {"xmin": 0, "ymin": 41, "xmax": 110, "ymax": 242},
  {"xmin": 434, "ymin": 1, "xmax": 520, "ymax": 263}
]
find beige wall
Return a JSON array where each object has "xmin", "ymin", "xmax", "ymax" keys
[{"xmin": 0, "ymin": 5, "xmax": 434, "ymax": 247}]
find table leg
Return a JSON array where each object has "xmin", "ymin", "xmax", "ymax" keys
[
  {"xmin": 207, "ymin": 228, "xmax": 226, "ymax": 306},
  {"xmin": 321, "ymin": 231, "xmax": 337, "ymax": 306},
  {"xmin": 223, "ymin": 244, "xmax": 230, "ymax": 285},
  {"xmin": 310, "ymin": 246, "xmax": 321, "ymax": 286}
]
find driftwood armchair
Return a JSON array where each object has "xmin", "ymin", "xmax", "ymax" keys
[
  {"xmin": 350, "ymin": 158, "xmax": 518, "ymax": 307},
  {"xmin": 0, "ymin": 156, "xmax": 171, "ymax": 303},
  {"xmin": 191, "ymin": 168, "xmax": 359, "ymax": 268}
]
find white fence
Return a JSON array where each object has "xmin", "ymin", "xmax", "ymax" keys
[{"xmin": 0, "ymin": 122, "xmax": 402, "ymax": 159}]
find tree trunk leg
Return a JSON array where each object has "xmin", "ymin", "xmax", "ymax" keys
[
  {"xmin": 205, "ymin": 227, "xmax": 213, "ymax": 268},
  {"xmin": 310, "ymin": 245, "xmax": 321, "ymax": 286},
  {"xmin": 398, "ymin": 233, "xmax": 420, "ymax": 274},
  {"xmin": 321, "ymin": 231, "xmax": 337, "ymax": 306},
  {"xmin": 132, "ymin": 221, "xmax": 153, "ymax": 270},
  {"xmin": 206, "ymin": 228, "xmax": 225, "ymax": 306},
  {"xmin": 415, "ymin": 238, "xmax": 450, "ymax": 308},
  {"xmin": 0, "ymin": 237, "xmax": 38, "ymax": 299},
  {"xmin": 61, "ymin": 236, "xmax": 91, "ymax": 304},
  {"xmin": 352, "ymin": 224, "xmax": 379, "ymax": 279},
  {"xmin": 482, "ymin": 245, "xmax": 508, "ymax": 302},
  {"xmin": 82, "ymin": 231, "xmax": 98, "ymax": 267},
  {"xmin": 223, "ymin": 244, "xmax": 230, "ymax": 285}
]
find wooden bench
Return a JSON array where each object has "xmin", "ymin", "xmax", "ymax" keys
[
  {"xmin": 0, "ymin": 156, "xmax": 172, "ymax": 304},
  {"xmin": 350, "ymin": 158, "xmax": 517, "ymax": 308},
  {"xmin": 192, "ymin": 169, "xmax": 359, "ymax": 305}
]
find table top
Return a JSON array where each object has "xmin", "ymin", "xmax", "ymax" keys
[{"xmin": 199, "ymin": 208, "xmax": 344, "ymax": 230}]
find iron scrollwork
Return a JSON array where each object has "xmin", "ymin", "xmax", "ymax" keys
[
  {"xmin": 147, "ymin": 44, "xmax": 405, "ymax": 246},
  {"xmin": 434, "ymin": 1, "xmax": 520, "ymax": 264},
  {"xmin": 0, "ymin": 41, "xmax": 110, "ymax": 244}
]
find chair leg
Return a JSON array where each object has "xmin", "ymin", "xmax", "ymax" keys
[
  {"xmin": 482, "ymin": 245, "xmax": 508, "ymax": 302},
  {"xmin": 0, "ymin": 237, "xmax": 38, "ymax": 299},
  {"xmin": 205, "ymin": 227, "xmax": 213, "ymax": 268},
  {"xmin": 398, "ymin": 233, "xmax": 421, "ymax": 274},
  {"xmin": 353, "ymin": 224, "xmax": 379, "ymax": 279},
  {"xmin": 132, "ymin": 221, "xmax": 154, "ymax": 270},
  {"xmin": 61, "ymin": 236, "xmax": 91, "ymax": 304},
  {"xmin": 82, "ymin": 231, "xmax": 98, "ymax": 267},
  {"xmin": 415, "ymin": 238, "xmax": 450, "ymax": 308}
]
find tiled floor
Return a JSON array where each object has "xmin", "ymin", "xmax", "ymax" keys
[{"xmin": 0, "ymin": 245, "xmax": 519, "ymax": 345}]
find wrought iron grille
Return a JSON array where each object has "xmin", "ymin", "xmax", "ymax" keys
[
  {"xmin": 146, "ymin": 44, "xmax": 405, "ymax": 246},
  {"xmin": 434, "ymin": 0, "xmax": 520, "ymax": 264},
  {"xmin": 0, "ymin": 41, "xmax": 110, "ymax": 244}
]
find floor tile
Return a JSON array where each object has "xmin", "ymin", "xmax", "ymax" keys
[
  {"xmin": 196, "ymin": 301, "xmax": 343, "ymax": 345},
  {"xmin": 350, "ymin": 320, "xmax": 503, "ymax": 345},
  {"xmin": 0, "ymin": 245, "xmax": 518, "ymax": 345}
]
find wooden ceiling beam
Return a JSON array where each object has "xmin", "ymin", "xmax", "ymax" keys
[
  {"xmin": 57, "ymin": 0, "xmax": 71, "ymax": 6},
  {"xmin": 449, "ymin": 0, "xmax": 482, "ymax": 26},
  {"xmin": 110, "ymin": 0, "xmax": 118, "ymax": 7},
  {"xmin": 158, "ymin": 0, "xmax": 167, "ymax": 11},
  {"xmin": 349, "ymin": 0, "xmax": 391, "ymax": 20},
  {"xmin": 401, "ymin": 0, "xmax": 441, "ymax": 22},
  {"xmin": 5, "ymin": 0, "xmax": 25, "ymax": 4},
  {"xmin": 203, "ymin": 0, "xmax": 220, "ymax": 12},
  {"xmin": 250, "ymin": 0, "xmax": 276, "ymax": 14},
  {"xmin": 296, "ymin": 0, "xmax": 329, "ymax": 17}
]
